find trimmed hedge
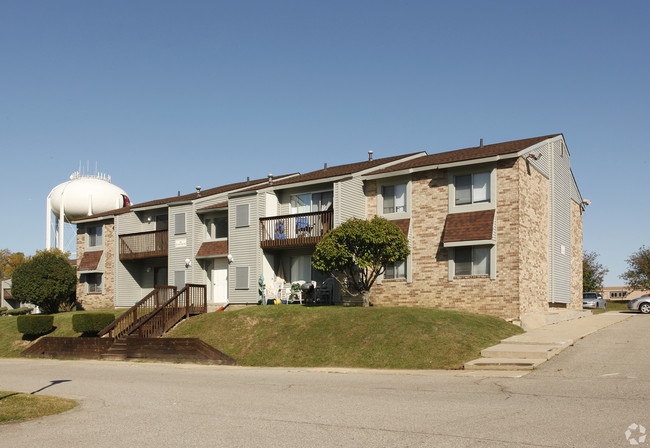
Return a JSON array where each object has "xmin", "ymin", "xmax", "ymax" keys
[
  {"xmin": 0, "ymin": 306, "xmax": 7, "ymax": 315},
  {"xmin": 17, "ymin": 315, "xmax": 54, "ymax": 335},
  {"xmin": 7, "ymin": 307, "xmax": 34, "ymax": 316},
  {"xmin": 72, "ymin": 313, "xmax": 115, "ymax": 335}
]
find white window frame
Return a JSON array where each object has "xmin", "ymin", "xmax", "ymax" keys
[
  {"xmin": 85, "ymin": 273, "xmax": 103, "ymax": 293},
  {"xmin": 448, "ymin": 165, "xmax": 496, "ymax": 214},
  {"xmin": 289, "ymin": 190, "xmax": 333, "ymax": 214},
  {"xmin": 376, "ymin": 177, "xmax": 411, "ymax": 219},
  {"xmin": 384, "ymin": 260, "xmax": 407, "ymax": 280},
  {"xmin": 448, "ymin": 244, "xmax": 496, "ymax": 281},
  {"xmin": 205, "ymin": 213, "xmax": 228, "ymax": 240},
  {"xmin": 87, "ymin": 225, "xmax": 103, "ymax": 249}
]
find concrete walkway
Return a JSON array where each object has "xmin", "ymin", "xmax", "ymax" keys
[{"xmin": 463, "ymin": 311, "xmax": 633, "ymax": 374}]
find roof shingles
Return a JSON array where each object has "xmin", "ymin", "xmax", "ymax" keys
[{"xmin": 443, "ymin": 210, "xmax": 495, "ymax": 243}]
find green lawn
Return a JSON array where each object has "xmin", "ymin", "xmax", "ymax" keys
[
  {"xmin": 593, "ymin": 300, "xmax": 629, "ymax": 314},
  {"xmin": 0, "ymin": 309, "xmax": 126, "ymax": 358},
  {"xmin": 166, "ymin": 305, "xmax": 524, "ymax": 369},
  {"xmin": 0, "ymin": 391, "xmax": 78, "ymax": 423}
]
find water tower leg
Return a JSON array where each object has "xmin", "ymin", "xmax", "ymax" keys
[{"xmin": 46, "ymin": 196, "xmax": 52, "ymax": 250}]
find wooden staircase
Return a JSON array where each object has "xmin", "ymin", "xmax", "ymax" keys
[{"xmin": 97, "ymin": 284, "xmax": 214, "ymax": 362}]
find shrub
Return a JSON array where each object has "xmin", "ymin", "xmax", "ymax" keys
[
  {"xmin": 0, "ymin": 306, "xmax": 7, "ymax": 315},
  {"xmin": 16, "ymin": 315, "xmax": 54, "ymax": 335},
  {"xmin": 6, "ymin": 307, "xmax": 34, "ymax": 316},
  {"xmin": 11, "ymin": 249, "xmax": 77, "ymax": 314},
  {"xmin": 72, "ymin": 313, "xmax": 115, "ymax": 335}
]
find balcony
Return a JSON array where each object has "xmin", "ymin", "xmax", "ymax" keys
[
  {"xmin": 119, "ymin": 229, "xmax": 168, "ymax": 261},
  {"xmin": 260, "ymin": 210, "xmax": 333, "ymax": 250}
]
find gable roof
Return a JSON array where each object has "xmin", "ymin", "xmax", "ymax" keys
[
  {"xmin": 73, "ymin": 176, "xmax": 285, "ymax": 223},
  {"xmin": 241, "ymin": 152, "xmax": 424, "ymax": 192},
  {"xmin": 368, "ymin": 135, "xmax": 561, "ymax": 176}
]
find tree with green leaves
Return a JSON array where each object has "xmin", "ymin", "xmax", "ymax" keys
[
  {"xmin": 11, "ymin": 249, "xmax": 77, "ymax": 314},
  {"xmin": 620, "ymin": 245, "xmax": 650, "ymax": 290},
  {"xmin": 583, "ymin": 251, "xmax": 608, "ymax": 292},
  {"xmin": 312, "ymin": 216, "xmax": 410, "ymax": 306}
]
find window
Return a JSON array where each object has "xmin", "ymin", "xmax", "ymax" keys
[
  {"xmin": 384, "ymin": 260, "xmax": 406, "ymax": 280},
  {"xmin": 290, "ymin": 255, "xmax": 312, "ymax": 282},
  {"xmin": 235, "ymin": 266, "xmax": 249, "ymax": 289},
  {"xmin": 155, "ymin": 214, "xmax": 168, "ymax": 231},
  {"xmin": 454, "ymin": 246, "xmax": 490, "ymax": 276},
  {"xmin": 236, "ymin": 204, "xmax": 249, "ymax": 227},
  {"xmin": 86, "ymin": 273, "xmax": 102, "ymax": 293},
  {"xmin": 382, "ymin": 184, "xmax": 406, "ymax": 214},
  {"xmin": 290, "ymin": 191, "xmax": 333, "ymax": 214},
  {"xmin": 206, "ymin": 215, "xmax": 228, "ymax": 239},
  {"xmin": 88, "ymin": 226, "xmax": 103, "ymax": 247},
  {"xmin": 174, "ymin": 213, "xmax": 186, "ymax": 235},
  {"xmin": 454, "ymin": 172, "xmax": 490, "ymax": 205}
]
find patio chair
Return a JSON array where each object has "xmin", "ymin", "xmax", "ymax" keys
[
  {"xmin": 274, "ymin": 221, "xmax": 287, "ymax": 240},
  {"xmin": 296, "ymin": 217, "xmax": 311, "ymax": 237}
]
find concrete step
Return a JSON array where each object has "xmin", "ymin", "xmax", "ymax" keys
[
  {"xmin": 481, "ymin": 343, "xmax": 561, "ymax": 360},
  {"xmin": 464, "ymin": 357, "xmax": 546, "ymax": 371}
]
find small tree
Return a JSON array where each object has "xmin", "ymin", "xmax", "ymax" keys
[
  {"xmin": 583, "ymin": 251, "xmax": 608, "ymax": 292},
  {"xmin": 620, "ymin": 245, "xmax": 650, "ymax": 290},
  {"xmin": 11, "ymin": 249, "xmax": 77, "ymax": 314},
  {"xmin": 0, "ymin": 249, "xmax": 25, "ymax": 280},
  {"xmin": 312, "ymin": 216, "xmax": 410, "ymax": 306}
]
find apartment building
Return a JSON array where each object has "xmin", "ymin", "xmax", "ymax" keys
[{"xmin": 74, "ymin": 134, "xmax": 583, "ymax": 322}]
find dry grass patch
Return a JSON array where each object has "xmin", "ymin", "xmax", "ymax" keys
[{"xmin": 0, "ymin": 391, "xmax": 77, "ymax": 423}]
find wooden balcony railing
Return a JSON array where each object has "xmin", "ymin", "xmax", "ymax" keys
[
  {"xmin": 98, "ymin": 286, "xmax": 177, "ymax": 339},
  {"xmin": 119, "ymin": 229, "xmax": 168, "ymax": 260},
  {"xmin": 260, "ymin": 210, "xmax": 333, "ymax": 250},
  {"xmin": 128, "ymin": 284, "xmax": 207, "ymax": 339}
]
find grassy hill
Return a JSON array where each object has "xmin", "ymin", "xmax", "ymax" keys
[
  {"xmin": 167, "ymin": 305, "xmax": 524, "ymax": 369},
  {"xmin": 0, "ymin": 310, "xmax": 125, "ymax": 358}
]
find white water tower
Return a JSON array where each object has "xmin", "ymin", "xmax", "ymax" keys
[{"xmin": 46, "ymin": 171, "xmax": 130, "ymax": 253}]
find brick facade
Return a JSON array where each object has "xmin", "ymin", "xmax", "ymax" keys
[
  {"xmin": 570, "ymin": 201, "xmax": 583, "ymax": 310},
  {"xmin": 367, "ymin": 157, "xmax": 580, "ymax": 321},
  {"xmin": 76, "ymin": 221, "xmax": 115, "ymax": 310}
]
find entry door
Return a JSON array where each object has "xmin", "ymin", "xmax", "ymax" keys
[{"xmin": 212, "ymin": 259, "xmax": 228, "ymax": 303}]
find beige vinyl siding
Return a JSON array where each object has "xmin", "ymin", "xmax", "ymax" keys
[
  {"xmin": 334, "ymin": 177, "xmax": 365, "ymax": 226},
  {"xmin": 228, "ymin": 194, "xmax": 259, "ymax": 303}
]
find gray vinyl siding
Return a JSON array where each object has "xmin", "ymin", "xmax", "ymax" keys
[
  {"xmin": 168, "ymin": 204, "xmax": 193, "ymax": 287},
  {"xmin": 548, "ymin": 138, "xmax": 572, "ymax": 304},
  {"xmin": 334, "ymin": 177, "xmax": 365, "ymax": 226},
  {"xmin": 228, "ymin": 193, "xmax": 260, "ymax": 303},
  {"xmin": 526, "ymin": 141, "xmax": 551, "ymax": 179}
]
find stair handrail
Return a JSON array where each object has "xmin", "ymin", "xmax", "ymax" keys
[
  {"xmin": 98, "ymin": 285, "xmax": 178, "ymax": 338},
  {"xmin": 127, "ymin": 284, "xmax": 207, "ymax": 339}
]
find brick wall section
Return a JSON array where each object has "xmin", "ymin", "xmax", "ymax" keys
[
  {"xmin": 569, "ymin": 201, "xmax": 583, "ymax": 310},
  {"xmin": 368, "ymin": 160, "xmax": 524, "ymax": 320},
  {"xmin": 517, "ymin": 158, "xmax": 550, "ymax": 315},
  {"xmin": 76, "ymin": 221, "xmax": 115, "ymax": 310}
]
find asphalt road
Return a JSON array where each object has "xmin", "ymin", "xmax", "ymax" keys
[{"xmin": 1, "ymin": 313, "xmax": 648, "ymax": 448}]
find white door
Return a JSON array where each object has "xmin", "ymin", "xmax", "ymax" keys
[{"xmin": 212, "ymin": 259, "xmax": 228, "ymax": 303}]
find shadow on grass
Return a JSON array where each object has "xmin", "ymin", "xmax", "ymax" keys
[{"xmin": 21, "ymin": 326, "xmax": 57, "ymax": 341}]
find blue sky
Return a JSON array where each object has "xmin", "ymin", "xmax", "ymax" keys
[{"xmin": 1, "ymin": 1, "xmax": 648, "ymax": 285}]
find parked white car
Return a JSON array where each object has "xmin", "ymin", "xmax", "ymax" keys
[{"xmin": 583, "ymin": 292, "xmax": 606, "ymax": 309}]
